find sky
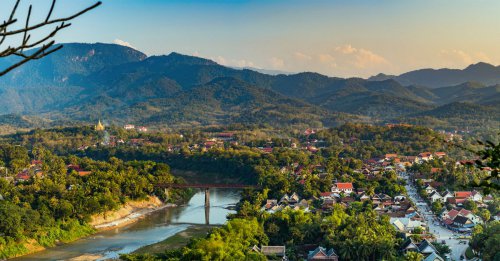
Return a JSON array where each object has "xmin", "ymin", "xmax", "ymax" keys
[{"xmin": 3, "ymin": 0, "xmax": 500, "ymax": 78}]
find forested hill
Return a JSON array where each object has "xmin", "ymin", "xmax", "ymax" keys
[{"xmin": 0, "ymin": 43, "xmax": 498, "ymax": 130}]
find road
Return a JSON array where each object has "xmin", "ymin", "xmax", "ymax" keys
[{"xmin": 400, "ymin": 172, "xmax": 469, "ymax": 261}]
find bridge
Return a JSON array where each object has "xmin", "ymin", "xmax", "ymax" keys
[{"xmin": 156, "ymin": 183, "xmax": 258, "ymax": 225}]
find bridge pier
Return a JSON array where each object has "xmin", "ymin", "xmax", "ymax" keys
[
  {"xmin": 204, "ymin": 187, "xmax": 210, "ymax": 207},
  {"xmin": 205, "ymin": 202, "xmax": 210, "ymax": 225},
  {"xmin": 204, "ymin": 188, "xmax": 210, "ymax": 225}
]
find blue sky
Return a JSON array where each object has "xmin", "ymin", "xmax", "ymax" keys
[{"xmin": 3, "ymin": 0, "xmax": 500, "ymax": 77}]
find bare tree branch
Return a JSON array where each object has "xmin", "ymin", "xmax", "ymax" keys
[
  {"xmin": 0, "ymin": 1, "xmax": 101, "ymax": 37},
  {"xmin": 0, "ymin": 0, "xmax": 101, "ymax": 77}
]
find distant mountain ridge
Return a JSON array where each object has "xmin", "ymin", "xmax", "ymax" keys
[
  {"xmin": 0, "ymin": 43, "xmax": 498, "ymax": 129},
  {"xmin": 369, "ymin": 62, "xmax": 500, "ymax": 88}
]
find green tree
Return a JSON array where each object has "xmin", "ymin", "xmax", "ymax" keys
[{"xmin": 405, "ymin": 251, "xmax": 424, "ymax": 261}]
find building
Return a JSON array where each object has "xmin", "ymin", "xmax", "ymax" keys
[
  {"xmin": 424, "ymin": 185, "xmax": 436, "ymax": 195},
  {"xmin": 124, "ymin": 124, "xmax": 135, "ymax": 130},
  {"xmin": 307, "ymin": 246, "xmax": 339, "ymax": 261},
  {"xmin": 428, "ymin": 191, "xmax": 442, "ymax": 203},
  {"xmin": 418, "ymin": 152, "xmax": 433, "ymax": 161},
  {"xmin": 137, "ymin": 126, "xmax": 148, "ymax": 132},
  {"xmin": 252, "ymin": 245, "xmax": 287, "ymax": 260},
  {"xmin": 331, "ymin": 182, "xmax": 354, "ymax": 194},
  {"xmin": 95, "ymin": 120, "xmax": 105, "ymax": 131},
  {"xmin": 434, "ymin": 152, "xmax": 446, "ymax": 158}
]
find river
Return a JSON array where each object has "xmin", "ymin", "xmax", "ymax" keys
[{"xmin": 13, "ymin": 188, "xmax": 241, "ymax": 261}]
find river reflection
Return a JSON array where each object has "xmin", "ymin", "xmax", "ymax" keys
[{"xmin": 13, "ymin": 188, "xmax": 241, "ymax": 261}]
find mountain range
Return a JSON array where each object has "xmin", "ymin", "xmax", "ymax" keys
[{"xmin": 0, "ymin": 43, "xmax": 498, "ymax": 130}]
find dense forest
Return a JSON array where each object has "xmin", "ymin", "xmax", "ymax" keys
[{"xmin": 0, "ymin": 144, "xmax": 190, "ymax": 258}]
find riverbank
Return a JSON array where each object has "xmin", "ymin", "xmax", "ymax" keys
[
  {"xmin": 92, "ymin": 196, "xmax": 177, "ymax": 231},
  {"xmin": 132, "ymin": 225, "xmax": 215, "ymax": 255},
  {"xmin": 4, "ymin": 197, "xmax": 177, "ymax": 260}
]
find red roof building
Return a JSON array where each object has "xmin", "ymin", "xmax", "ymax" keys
[
  {"xmin": 332, "ymin": 182, "xmax": 354, "ymax": 193},
  {"xmin": 455, "ymin": 191, "xmax": 472, "ymax": 199}
]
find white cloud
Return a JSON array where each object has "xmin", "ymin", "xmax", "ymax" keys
[
  {"xmin": 202, "ymin": 54, "xmax": 259, "ymax": 69},
  {"xmin": 318, "ymin": 53, "xmax": 335, "ymax": 64},
  {"xmin": 287, "ymin": 44, "xmax": 391, "ymax": 77},
  {"xmin": 352, "ymin": 48, "xmax": 389, "ymax": 68},
  {"xmin": 335, "ymin": 44, "xmax": 356, "ymax": 54},
  {"xmin": 294, "ymin": 52, "xmax": 312, "ymax": 61},
  {"xmin": 269, "ymin": 57, "xmax": 285, "ymax": 69},
  {"xmin": 113, "ymin": 39, "xmax": 136, "ymax": 49},
  {"xmin": 213, "ymin": 55, "xmax": 228, "ymax": 65},
  {"xmin": 439, "ymin": 49, "xmax": 491, "ymax": 67}
]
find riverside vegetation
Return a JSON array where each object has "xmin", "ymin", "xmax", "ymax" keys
[{"xmin": 0, "ymin": 144, "xmax": 191, "ymax": 259}]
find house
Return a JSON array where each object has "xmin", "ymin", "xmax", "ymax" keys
[
  {"xmin": 434, "ymin": 152, "xmax": 446, "ymax": 158},
  {"xmin": 261, "ymin": 147, "xmax": 274, "ymax": 153},
  {"xmin": 320, "ymin": 192, "xmax": 334, "ymax": 199},
  {"xmin": 76, "ymin": 170, "xmax": 91, "ymax": 177},
  {"xmin": 137, "ymin": 126, "xmax": 148, "ymax": 132},
  {"xmin": 15, "ymin": 171, "xmax": 30, "ymax": 182},
  {"xmin": 288, "ymin": 192, "xmax": 300, "ymax": 204},
  {"xmin": 446, "ymin": 197, "xmax": 466, "ymax": 206},
  {"xmin": 406, "ymin": 156, "xmax": 418, "ymax": 164},
  {"xmin": 307, "ymin": 146, "xmax": 319, "ymax": 153},
  {"xmin": 30, "ymin": 160, "xmax": 43, "ymax": 167},
  {"xmin": 430, "ymin": 168, "xmax": 441, "ymax": 174},
  {"xmin": 331, "ymin": 182, "xmax": 353, "ymax": 194},
  {"xmin": 453, "ymin": 215, "xmax": 474, "ymax": 228},
  {"xmin": 377, "ymin": 193, "xmax": 392, "ymax": 202},
  {"xmin": 264, "ymin": 199, "xmax": 278, "ymax": 210},
  {"xmin": 471, "ymin": 191, "xmax": 483, "ymax": 202},
  {"xmin": 390, "ymin": 218, "xmax": 425, "ymax": 232},
  {"xmin": 401, "ymin": 239, "xmax": 444, "ymax": 261},
  {"xmin": 385, "ymin": 153, "xmax": 398, "ymax": 160},
  {"xmin": 359, "ymin": 193, "xmax": 371, "ymax": 201},
  {"xmin": 394, "ymin": 195, "xmax": 406, "ymax": 202},
  {"xmin": 418, "ymin": 152, "xmax": 433, "ymax": 161},
  {"xmin": 296, "ymin": 199, "xmax": 310, "ymax": 211},
  {"xmin": 423, "ymin": 252, "xmax": 444, "ymax": 261},
  {"xmin": 454, "ymin": 191, "xmax": 472, "ymax": 199},
  {"xmin": 124, "ymin": 124, "xmax": 135, "ymax": 130},
  {"xmin": 215, "ymin": 132, "xmax": 234, "ymax": 141},
  {"xmin": 279, "ymin": 194, "xmax": 290, "ymax": 204},
  {"xmin": 304, "ymin": 128, "xmax": 316, "ymax": 136},
  {"xmin": 253, "ymin": 245, "xmax": 287, "ymax": 260},
  {"xmin": 424, "ymin": 185, "xmax": 436, "ymax": 195},
  {"xmin": 417, "ymin": 239, "xmax": 439, "ymax": 255},
  {"xmin": 428, "ymin": 191, "xmax": 442, "ymax": 203},
  {"xmin": 440, "ymin": 191, "xmax": 453, "ymax": 202},
  {"xmin": 441, "ymin": 209, "xmax": 459, "ymax": 220},
  {"xmin": 340, "ymin": 196, "xmax": 355, "ymax": 204},
  {"xmin": 322, "ymin": 198, "xmax": 336, "ymax": 209},
  {"xmin": 307, "ymin": 246, "xmax": 338, "ymax": 261},
  {"xmin": 372, "ymin": 194, "xmax": 382, "ymax": 204},
  {"xmin": 458, "ymin": 208, "xmax": 483, "ymax": 224},
  {"xmin": 483, "ymin": 195, "xmax": 494, "ymax": 203},
  {"xmin": 400, "ymin": 238, "xmax": 419, "ymax": 253}
]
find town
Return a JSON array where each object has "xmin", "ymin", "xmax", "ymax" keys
[{"xmin": 2, "ymin": 122, "xmax": 497, "ymax": 260}]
